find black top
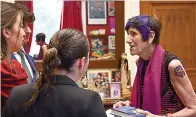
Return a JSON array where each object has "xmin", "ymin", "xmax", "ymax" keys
[
  {"xmin": 138, "ymin": 51, "xmax": 184, "ymax": 114},
  {"xmin": 2, "ymin": 75, "xmax": 107, "ymax": 117},
  {"xmin": 160, "ymin": 51, "xmax": 184, "ymax": 114},
  {"xmin": 140, "ymin": 60, "xmax": 149, "ymax": 108}
]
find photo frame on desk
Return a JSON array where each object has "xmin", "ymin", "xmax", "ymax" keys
[
  {"xmin": 111, "ymin": 70, "xmax": 120, "ymax": 82},
  {"xmin": 109, "ymin": 82, "xmax": 121, "ymax": 98},
  {"xmin": 87, "ymin": 70, "xmax": 111, "ymax": 98},
  {"xmin": 87, "ymin": 70, "xmax": 110, "ymax": 90},
  {"xmin": 88, "ymin": 1, "xmax": 107, "ymax": 24}
]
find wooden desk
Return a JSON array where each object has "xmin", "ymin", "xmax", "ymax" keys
[
  {"xmin": 35, "ymin": 60, "xmax": 42, "ymax": 72},
  {"xmin": 103, "ymin": 100, "xmax": 115, "ymax": 110},
  {"xmin": 102, "ymin": 98, "xmax": 127, "ymax": 110}
]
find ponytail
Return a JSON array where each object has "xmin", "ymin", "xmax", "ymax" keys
[{"xmin": 24, "ymin": 47, "xmax": 61, "ymax": 110}]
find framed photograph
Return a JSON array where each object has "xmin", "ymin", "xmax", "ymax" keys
[
  {"xmin": 90, "ymin": 38, "xmax": 105, "ymax": 59},
  {"xmin": 111, "ymin": 70, "xmax": 121, "ymax": 82},
  {"xmin": 108, "ymin": 35, "xmax": 115, "ymax": 50},
  {"xmin": 87, "ymin": 70, "xmax": 110, "ymax": 92},
  {"xmin": 108, "ymin": 1, "xmax": 115, "ymax": 16},
  {"xmin": 101, "ymin": 87, "xmax": 110, "ymax": 98},
  {"xmin": 91, "ymin": 38, "xmax": 104, "ymax": 52},
  {"xmin": 88, "ymin": 1, "xmax": 107, "ymax": 24},
  {"xmin": 109, "ymin": 82, "xmax": 121, "ymax": 98}
]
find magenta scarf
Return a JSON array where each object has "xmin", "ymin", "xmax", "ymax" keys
[{"xmin": 131, "ymin": 45, "xmax": 164, "ymax": 114}]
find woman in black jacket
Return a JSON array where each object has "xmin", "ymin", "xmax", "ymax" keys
[{"xmin": 2, "ymin": 29, "xmax": 107, "ymax": 117}]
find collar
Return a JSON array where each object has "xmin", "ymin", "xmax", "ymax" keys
[
  {"xmin": 52, "ymin": 75, "xmax": 78, "ymax": 87},
  {"xmin": 21, "ymin": 48, "xmax": 26, "ymax": 54},
  {"xmin": 12, "ymin": 49, "xmax": 26, "ymax": 55}
]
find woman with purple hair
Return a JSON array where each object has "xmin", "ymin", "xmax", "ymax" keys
[{"xmin": 113, "ymin": 15, "xmax": 196, "ymax": 116}]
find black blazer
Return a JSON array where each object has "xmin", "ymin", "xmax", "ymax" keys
[{"xmin": 2, "ymin": 75, "xmax": 107, "ymax": 117}]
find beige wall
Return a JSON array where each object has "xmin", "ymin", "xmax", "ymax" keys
[{"xmin": 124, "ymin": 0, "xmax": 140, "ymax": 86}]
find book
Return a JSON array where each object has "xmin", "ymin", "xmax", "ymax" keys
[{"xmin": 111, "ymin": 106, "xmax": 146, "ymax": 117}]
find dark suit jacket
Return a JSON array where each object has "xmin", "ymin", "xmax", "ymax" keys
[
  {"xmin": 11, "ymin": 52, "xmax": 37, "ymax": 83},
  {"xmin": 2, "ymin": 75, "xmax": 107, "ymax": 117}
]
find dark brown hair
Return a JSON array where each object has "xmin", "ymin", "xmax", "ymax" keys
[
  {"xmin": 147, "ymin": 16, "xmax": 162, "ymax": 44},
  {"xmin": 22, "ymin": 7, "xmax": 35, "ymax": 23},
  {"xmin": 15, "ymin": 1, "xmax": 35, "ymax": 23},
  {"xmin": 25, "ymin": 28, "xmax": 89, "ymax": 109},
  {"xmin": 35, "ymin": 33, "xmax": 46, "ymax": 42}
]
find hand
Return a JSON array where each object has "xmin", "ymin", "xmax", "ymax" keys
[
  {"xmin": 136, "ymin": 109, "xmax": 163, "ymax": 117},
  {"xmin": 113, "ymin": 100, "xmax": 130, "ymax": 108}
]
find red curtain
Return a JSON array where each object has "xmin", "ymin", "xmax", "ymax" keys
[
  {"xmin": 60, "ymin": 1, "xmax": 83, "ymax": 32},
  {"xmin": 25, "ymin": 1, "xmax": 34, "ymax": 54}
]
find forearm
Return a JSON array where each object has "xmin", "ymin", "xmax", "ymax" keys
[
  {"xmin": 167, "ymin": 60, "xmax": 196, "ymax": 117},
  {"xmin": 172, "ymin": 107, "xmax": 196, "ymax": 117}
]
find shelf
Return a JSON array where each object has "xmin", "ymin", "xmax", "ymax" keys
[
  {"xmin": 87, "ymin": 35, "xmax": 108, "ymax": 38},
  {"xmin": 89, "ymin": 59, "xmax": 118, "ymax": 69}
]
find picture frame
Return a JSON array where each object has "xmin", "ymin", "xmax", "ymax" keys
[
  {"xmin": 109, "ymin": 82, "xmax": 121, "ymax": 98},
  {"xmin": 108, "ymin": 35, "xmax": 115, "ymax": 50},
  {"xmin": 91, "ymin": 38, "xmax": 104, "ymax": 52},
  {"xmin": 111, "ymin": 70, "xmax": 121, "ymax": 82},
  {"xmin": 88, "ymin": 1, "xmax": 107, "ymax": 24},
  {"xmin": 87, "ymin": 70, "xmax": 110, "ymax": 92},
  {"xmin": 108, "ymin": 1, "xmax": 115, "ymax": 16},
  {"xmin": 90, "ymin": 38, "xmax": 104, "ymax": 59},
  {"xmin": 101, "ymin": 86, "xmax": 110, "ymax": 98}
]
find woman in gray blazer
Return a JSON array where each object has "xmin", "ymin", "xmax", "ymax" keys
[{"xmin": 2, "ymin": 29, "xmax": 107, "ymax": 117}]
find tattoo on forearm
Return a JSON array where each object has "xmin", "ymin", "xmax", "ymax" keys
[{"xmin": 174, "ymin": 65, "xmax": 185, "ymax": 78}]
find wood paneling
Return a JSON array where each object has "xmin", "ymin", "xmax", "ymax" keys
[
  {"xmin": 186, "ymin": 68, "xmax": 196, "ymax": 90},
  {"xmin": 140, "ymin": 1, "xmax": 196, "ymax": 90}
]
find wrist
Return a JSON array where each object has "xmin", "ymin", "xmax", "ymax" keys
[
  {"xmin": 167, "ymin": 113, "xmax": 174, "ymax": 117},
  {"xmin": 161, "ymin": 113, "xmax": 173, "ymax": 117}
]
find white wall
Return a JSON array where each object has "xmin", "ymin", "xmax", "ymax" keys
[
  {"xmin": 29, "ymin": 0, "xmax": 62, "ymax": 56},
  {"xmin": 82, "ymin": 1, "xmax": 87, "ymax": 36},
  {"xmin": 124, "ymin": 0, "xmax": 140, "ymax": 86}
]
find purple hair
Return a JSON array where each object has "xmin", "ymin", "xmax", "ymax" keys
[{"xmin": 125, "ymin": 15, "xmax": 150, "ymax": 40}]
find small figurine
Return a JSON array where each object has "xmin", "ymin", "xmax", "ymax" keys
[
  {"xmin": 119, "ymin": 53, "xmax": 130, "ymax": 98},
  {"xmin": 119, "ymin": 53, "xmax": 129, "ymax": 71}
]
